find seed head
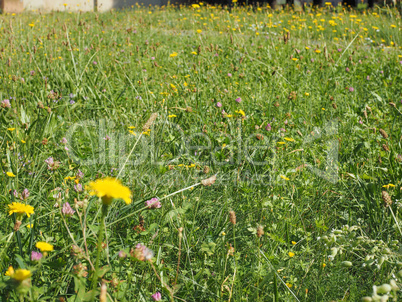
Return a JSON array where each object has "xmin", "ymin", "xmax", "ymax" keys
[
  {"xmin": 201, "ymin": 175, "xmax": 216, "ymax": 186},
  {"xmin": 229, "ymin": 211, "xmax": 236, "ymax": 225},
  {"xmin": 142, "ymin": 113, "xmax": 158, "ymax": 132},
  {"xmin": 382, "ymin": 191, "xmax": 392, "ymax": 207},
  {"xmin": 379, "ymin": 129, "xmax": 388, "ymax": 139},
  {"xmin": 382, "ymin": 144, "xmax": 390, "ymax": 152},
  {"xmin": 332, "ymin": 103, "xmax": 337, "ymax": 109},
  {"xmin": 257, "ymin": 225, "xmax": 264, "ymax": 238},
  {"xmin": 13, "ymin": 220, "xmax": 22, "ymax": 232}
]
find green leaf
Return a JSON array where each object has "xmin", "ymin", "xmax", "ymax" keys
[{"xmin": 201, "ymin": 242, "xmax": 216, "ymax": 256}]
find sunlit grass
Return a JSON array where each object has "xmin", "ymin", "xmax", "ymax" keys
[{"xmin": 0, "ymin": 3, "xmax": 401, "ymax": 301}]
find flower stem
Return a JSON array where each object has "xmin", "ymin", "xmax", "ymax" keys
[
  {"xmin": 150, "ymin": 261, "xmax": 174, "ymax": 302},
  {"xmin": 121, "ymin": 261, "xmax": 135, "ymax": 301},
  {"xmin": 91, "ymin": 204, "xmax": 108, "ymax": 300}
]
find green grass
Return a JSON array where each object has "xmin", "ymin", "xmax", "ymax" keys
[{"xmin": 0, "ymin": 3, "xmax": 402, "ymax": 301}]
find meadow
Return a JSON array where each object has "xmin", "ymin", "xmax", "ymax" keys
[{"xmin": 0, "ymin": 3, "xmax": 402, "ymax": 301}]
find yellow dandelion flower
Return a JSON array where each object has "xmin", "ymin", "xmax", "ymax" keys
[
  {"xmin": 235, "ymin": 109, "xmax": 246, "ymax": 116},
  {"xmin": 88, "ymin": 177, "xmax": 132, "ymax": 205},
  {"xmin": 322, "ymin": 263, "xmax": 326, "ymax": 268},
  {"xmin": 128, "ymin": 126, "xmax": 136, "ymax": 129},
  {"xmin": 170, "ymin": 52, "xmax": 178, "ymax": 57},
  {"xmin": 390, "ymin": 25, "xmax": 396, "ymax": 28},
  {"xmin": 5, "ymin": 266, "xmax": 14, "ymax": 277},
  {"xmin": 284, "ymin": 137, "xmax": 294, "ymax": 142},
  {"xmin": 12, "ymin": 269, "xmax": 32, "ymax": 281},
  {"xmin": 292, "ymin": 58, "xmax": 298, "ymax": 61},
  {"xmin": 196, "ymin": 29, "xmax": 202, "ymax": 34},
  {"xmin": 277, "ymin": 142, "xmax": 286, "ymax": 145},
  {"xmin": 21, "ymin": 140, "xmax": 26, "ymax": 144},
  {"xmin": 292, "ymin": 241, "xmax": 296, "ymax": 245},
  {"xmin": 191, "ymin": 51, "xmax": 197, "ymax": 55},
  {"xmin": 305, "ymin": 92, "xmax": 310, "ymax": 96},
  {"xmin": 28, "ymin": 24, "xmax": 35, "ymax": 27},
  {"xmin": 8, "ymin": 202, "xmax": 34, "ymax": 218},
  {"xmin": 315, "ymin": 50, "xmax": 321, "ymax": 54},
  {"xmin": 6, "ymin": 172, "xmax": 16, "ymax": 177},
  {"xmin": 168, "ymin": 114, "xmax": 177, "ymax": 118},
  {"xmin": 36, "ymin": 242, "xmax": 54, "ymax": 252},
  {"xmin": 288, "ymin": 251, "xmax": 295, "ymax": 257},
  {"xmin": 7, "ymin": 128, "xmax": 15, "ymax": 131},
  {"xmin": 286, "ymin": 282, "xmax": 292, "ymax": 288},
  {"xmin": 192, "ymin": 3, "xmax": 200, "ymax": 8},
  {"xmin": 64, "ymin": 176, "xmax": 76, "ymax": 181},
  {"xmin": 280, "ymin": 175, "xmax": 290, "ymax": 181}
]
